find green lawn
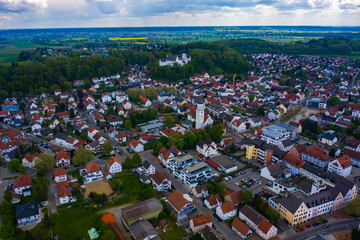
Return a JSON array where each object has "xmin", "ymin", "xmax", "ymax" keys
[
  {"xmin": 46, "ymin": 208, "xmax": 98, "ymax": 240},
  {"xmin": 0, "ymin": 51, "xmax": 19, "ymax": 63},
  {"xmin": 158, "ymin": 217, "xmax": 185, "ymax": 240}
]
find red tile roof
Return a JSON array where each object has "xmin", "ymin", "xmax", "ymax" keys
[
  {"xmin": 232, "ymin": 218, "xmax": 251, "ymax": 236},
  {"xmin": 167, "ymin": 190, "xmax": 192, "ymax": 212},
  {"xmin": 55, "ymin": 151, "xmax": 70, "ymax": 161},
  {"xmin": 334, "ymin": 155, "xmax": 353, "ymax": 169},
  {"xmin": 23, "ymin": 152, "xmax": 40, "ymax": 163},
  {"xmin": 303, "ymin": 145, "xmax": 332, "ymax": 162},
  {"xmin": 220, "ymin": 202, "xmax": 235, "ymax": 214},
  {"xmin": 191, "ymin": 214, "xmax": 212, "ymax": 227},
  {"xmin": 151, "ymin": 171, "xmax": 170, "ymax": 185},
  {"xmin": 86, "ymin": 162, "xmax": 101, "ymax": 173},
  {"xmin": 54, "ymin": 168, "xmax": 67, "ymax": 177},
  {"xmin": 14, "ymin": 175, "xmax": 31, "ymax": 189},
  {"xmin": 107, "ymin": 156, "xmax": 121, "ymax": 168}
]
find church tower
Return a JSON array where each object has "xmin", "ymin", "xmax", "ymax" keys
[{"xmin": 196, "ymin": 102, "xmax": 205, "ymax": 129}]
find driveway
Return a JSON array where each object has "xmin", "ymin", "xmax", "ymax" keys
[{"xmin": 48, "ymin": 180, "xmax": 58, "ymax": 214}]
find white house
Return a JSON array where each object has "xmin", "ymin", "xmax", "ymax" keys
[
  {"xmin": 216, "ymin": 202, "xmax": 236, "ymax": 221},
  {"xmin": 107, "ymin": 156, "xmax": 122, "ymax": 174},
  {"xmin": 16, "ymin": 200, "xmax": 40, "ymax": 226},
  {"xmin": 204, "ymin": 194, "xmax": 222, "ymax": 209},
  {"xmin": 13, "ymin": 175, "xmax": 32, "ymax": 196},
  {"xmin": 158, "ymin": 147, "xmax": 176, "ymax": 165},
  {"xmin": 139, "ymin": 95, "xmax": 152, "ymax": 107},
  {"xmin": 22, "ymin": 152, "xmax": 40, "ymax": 168},
  {"xmin": 151, "ymin": 171, "xmax": 171, "ymax": 192},
  {"xmin": 328, "ymin": 155, "xmax": 353, "ymax": 178},
  {"xmin": 54, "ymin": 168, "xmax": 67, "ymax": 183},
  {"xmin": 196, "ymin": 139, "xmax": 218, "ymax": 158},
  {"xmin": 127, "ymin": 139, "xmax": 144, "ymax": 152},
  {"xmin": 231, "ymin": 119, "xmax": 247, "ymax": 133},
  {"xmin": 122, "ymin": 99, "xmax": 132, "ymax": 110},
  {"xmin": 142, "ymin": 160, "xmax": 156, "ymax": 176},
  {"xmin": 57, "ymin": 182, "xmax": 72, "ymax": 205},
  {"xmin": 101, "ymin": 93, "xmax": 112, "ymax": 103},
  {"xmin": 82, "ymin": 162, "xmax": 103, "ymax": 183},
  {"xmin": 55, "ymin": 151, "xmax": 71, "ymax": 167}
]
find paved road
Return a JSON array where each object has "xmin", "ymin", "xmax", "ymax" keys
[
  {"xmin": 147, "ymin": 155, "xmax": 242, "ymax": 240},
  {"xmin": 284, "ymin": 219, "xmax": 359, "ymax": 240}
]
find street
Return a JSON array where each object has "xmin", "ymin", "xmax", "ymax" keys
[{"xmin": 284, "ymin": 219, "xmax": 359, "ymax": 240}]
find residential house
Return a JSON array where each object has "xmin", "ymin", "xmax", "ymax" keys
[
  {"xmin": 190, "ymin": 214, "xmax": 212, "ymax": 233},
  {"xmin": 320, "ymin": 133, "xmax": 337, "ymax": 146},
  {"xmin": 151, "ymin": 171, "xmax": 171, "ymax": 192},
  {"xmin": 139, "ymin": 95, "xmax": 152, "ymax": 107},
  {"xmin": 192, "ymin": 184, "xmax": 209, "ymax": 198},
  {"xmin": 230, "ymin": 119, "xmax": 246, "ymax": 133},
  {"xmin": 216, "ymin": 202, "xmax": 236, "ymax": 221},
  {"xmin": 328, "ymin": 155, "xmax": 353, "ymax": 178},
  {"xmin": 301, "ymin": 145, "xmax": 332, "ymax": 168},
  {"xmin": 127, "ymin": 139, "xmax": 144, "ymax": 152},
  {"xmin": 22, "ymin": 152, "xmax": 40, "ymax": 168},
  {"xmin": 196, "ymin": 139, "xmax": 218, "ymax": 158},
  {"xmin": 54, "ymin": 168, "xmax": 67, "ymax": 183},
  {"xmin": 55, "ymin": 151, "xmax": 71, "ymax": 167},
  {"xmin": 16, "ymin": 200, "xmax": 40, "ymax": 226},
  {"xmin": 224, "ymin": 190, "xmax": 243, "ymax": 206},
  {"xmin": 239, "ymin": 205, "xmax": 278, "ymax": 240},
  {"xmin": 232, "ymin": 218, "xmax": 252, "ymax": 239},
  {"xmin": 204, "ymin": 194, "xmax": 222, "ymax": 209},
  {"xmin": 107, "ymin": 156, "xmax": 122, "ymax": 175},
  {"xmin": 57, "ymin": 181, "xmax": 72, "ymax": 205},
  {"xmin": 142, "ymin": 160, "xmax": 156, "ymax": 176},
  {"xmin": 167, "ymin": 190, "xmax": 195, "ymax": 215},
  {"xmin": 82, "ymin": 162, "xmax": 103, "ymax": 183},
  {"xmin": 14, "ymin": 175, "xmax": 32, "ymax": 196}
]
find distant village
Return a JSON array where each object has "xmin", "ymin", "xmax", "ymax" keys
[{"xmin": 0, "ymin": 52, "xmax": 359, "ymax": 240}]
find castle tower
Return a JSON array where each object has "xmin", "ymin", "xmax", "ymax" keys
[{"xmin": 196, "ymin": 102, "xmax": 205, "ymax": 129}]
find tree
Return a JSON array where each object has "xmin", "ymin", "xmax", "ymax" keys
[
  {"xmin": 248, "ymin": 95, "xmax": 255, "ymax": 102},
  {"xmin": 102, "ymin": 139, "xmax": 113, "ymax": 156},
  {"xmin": 0, "ymin": 224, "xmax": 15, "ymax": 240},
  {"xmin": 229, "ymin": 143, "xmax": 237, "ymax": 153},
  {"xmin": 73, "ymin": 146, "xmax": 94, "ymax": 165},
  {"xmin": 50, "ymin": 84, "xmax": 60, "ymax": 92},
  {"xmin": 190, "ymin": 233, "xmax": 203, "ymax": 240},
  {"xmin": 346, "ymin": 196, "xmax": 360, "ymax": 216},
  {"xmin": 123, "ymin": 156, "xmax": 133, "ymax": 169},
  {"xmin": 327, "ymin": 95, "xmax": 341, "ymax": 107},
  {"xmin": 124, "ymin": 119, "xmax": 132, "ymax": 129},
  {"xmin": 209, "ymin": 124, "xmax": 224, "ymax": 143},
  {"xmin": 32, "ymin": 176, "xmax": 50, "ymax": 201},
  {"xmin": 0, "ymin": 90, "xmax": 9, "ymax": 101},
  {"xmin": 241, "ymin": 189, "xmax": 253, "ymax": 205},
  {"xmin": 183, "ymin": 131, "xmax": 197, "ymax": 149},
  {"xmin": 7, "ymin": 159, "xmax": 21, "ymax": 172},
  {"xmin": 35, "ymin": 154, "xmax": 54, "ymax": 173},
  {"xmin": 164, "ymin": 115, "xmax": 173, "ymax": 128},
  {"xmin": 0, "ymin": 156, "xmax": 4, "ymax": 165},
  {"xmin": 153, "ymin": 142, "xmax": 163, "ymax": 155},
  {"xmin": 329, "ymin": 148, "xmax": 336, "ymax": 158},
  {"xmin": 132, "ymin": 152, "xmax": 142, "ymax": 166}
]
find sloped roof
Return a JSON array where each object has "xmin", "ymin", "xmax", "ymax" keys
[
  {"xmin": 86, "ymin": 162, "xmax": 101, "ymax": 173},
  {"xmin": 220, "ymin": 202, "xmax": 235, "ymax": 214},
  {"xmin": 14, "ymin": 174, "xmax": 32, "ymax": 189},
  {"xmin": 232, "ymin": 218, "xmax": 251, "ymax": 236},
  {"xmin": 191, "ymin": 214, "xmax": 212, "ymax": 227}
]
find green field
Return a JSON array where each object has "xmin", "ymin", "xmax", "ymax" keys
[
  {"xmin": 0, "ymin": 51, "xmax": 19, "ymax": 63},
  {"xmin": 30, "ymin": 208, "xmax": 99, "ymax": 240}
]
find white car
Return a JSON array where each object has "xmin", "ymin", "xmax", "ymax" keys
[
  {"xmin": 259, "ymin": 181, "xmax": 262, "ymax": 185},
  {"xmin": 235, "ymin": 182, "xmax": 240, "ymax": 186}
]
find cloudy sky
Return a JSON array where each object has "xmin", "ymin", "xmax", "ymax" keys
[{"xmin": 0, "ymin": 0, "xmax": 359, "ymax": 29}]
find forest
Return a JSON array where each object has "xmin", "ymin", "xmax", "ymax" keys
[
  {"xmin": 217, "ymin": 38, "xmax": 360, "ymax": 55},
  {"xmin": 0, "ymin": 37, "xmax": 359, "ymax": 99}
]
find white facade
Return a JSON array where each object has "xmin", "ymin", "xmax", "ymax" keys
[
  {"xmin": 54, "ymin": 174, "xmax": 67, "ymax": 183},
  {"xmin": 108, "ymin": 161, "xmax": 122, "ymax": 174},
  {"xmin": 216, "ymin": 203, "xmax": 236, "ymax": 221},
  {"xmin": 261, "ymin": 125, "xmax": 290, "ymax": 146},
  {"xmin": 196, "ymin": 103, "xmax": 205, "ymax": 129},
  {"xmin": 14, "ymin": 185, "xmax": 31, "ymax": 195},
  {"xmin": 328, "ymin": 159, "xmax": 352, "ymax": 178}
]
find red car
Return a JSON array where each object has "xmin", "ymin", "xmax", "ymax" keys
[
  {"xmin": 299, "ymin": 227, "xmax": 305, "ymax": 232},
  {"xmin": 261, "ymin": 190, "xmax": 267, "ymax": 194}
]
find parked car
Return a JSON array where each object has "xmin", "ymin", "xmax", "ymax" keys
[
  {"xmin": 299, "ymin": 227, "xmax": 305, "ymax": 232},
  {"xmin": 322, "ymin": 225, "xmax": 329, "ymax": 229},
  {"xmin": 305, "ymin": 225, "xmax": 311, "ymax": 229},
  {"xmin": 322, "ymin": 219, "xmax": 328, "ymax": 224},
  {"xmin": 312, "ymin": 222, "xmax": 320, "ymax": 227}
]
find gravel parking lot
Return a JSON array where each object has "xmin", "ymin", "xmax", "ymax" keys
[{"xmin": 226, "ymin": 168, "xmax": 267, "ymax": 194}]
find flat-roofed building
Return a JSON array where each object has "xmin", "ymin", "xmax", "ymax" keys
[{"xmin": 122, "ymin": 198, "xmax": 163, "ymax": 226}]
